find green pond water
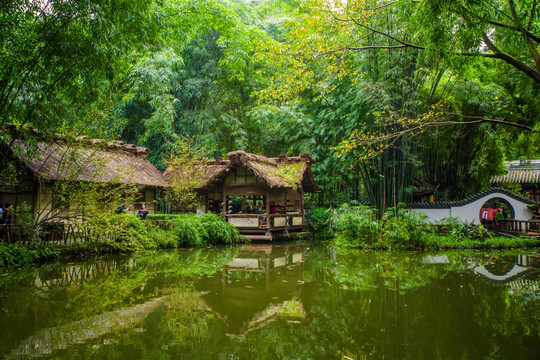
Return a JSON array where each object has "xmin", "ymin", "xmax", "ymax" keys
[{"xmin": 0, "ymin": 244, "xmax": 539, "ymax": 359}]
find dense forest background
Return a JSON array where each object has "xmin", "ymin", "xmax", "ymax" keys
[{"xmin": 1, "ymin": 0, "xmax": 539, "ymax": 212}]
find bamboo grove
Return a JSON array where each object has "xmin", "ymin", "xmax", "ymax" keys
[{"xmin": 1, "ymin": 0, "xmax": 539, "ymax": 216}]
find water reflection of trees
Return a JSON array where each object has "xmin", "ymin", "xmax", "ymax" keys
[
  {"xmin": 0, "ymin": 247, "xmax": 538, "ymax": 359},
  {"xmin": 0, "ymin": 247, "xmax": 240, "ymax": 358}
]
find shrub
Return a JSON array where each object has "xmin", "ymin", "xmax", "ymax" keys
[
  {"xmin": 172, "ymin": 216, "xmax": 204, "ymax": 247},
  {"xmin": 148, "ymin": 228, "xmax": 178, "ymax": 249},
  {"xmin": 333, "ymin": 204, "xmax": 382, "ymax": 248},
  {"xmin": 199, "ymin": 213, "xmax": 244, "ymax": 244},
  {"xmin": 382, "ymin": 209, "xmax": 432, "ymax": 249},
  {"xmin": 87, "ymin": 215, "xmax": 154, "ymax": 252},
  {"xmin": 328, "ymin": 204, "xmax": 512, "ymax": 250},
  {"xmin": 0, "ymin": 243, "xmax": 60, "ymax": 267},
  {"xmin": 306, "ymin": 206, "xmax": 334, "ymax": 239},
  {"xmin": 171, "ymin": 213, "xmax": 245, "ymax": 246},
  {"xmin": 146, "ymin": 214, "xmax": 182, "ymax": 221}
]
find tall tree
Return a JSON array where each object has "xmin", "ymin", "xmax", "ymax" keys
[{"xmin": 0, "ymin": 0, "xmax": 159, "ymax": 178}]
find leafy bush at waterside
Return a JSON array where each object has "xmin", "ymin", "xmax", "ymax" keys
[
  {"xmin": 332, "ymin": 204, "xmax": 381, "ymax": 248},
  {"xmin": 88, "ymin": 213, "xmax": 245, "ymax": 251},
  {"xmin": 306, "ymin": 206, "xmax": 334, "ymax": 239},
  {"xmin": 0, "ymin": 242, "xmax": 60, "ymax": 267},
  {"xmin": 436, "ymin": 217, "xmax": 492, "ymax": 241},
  {"xmin": 171, "ymin": 213, "xmax": 244, "ymax": 246},
  {"xmin": 0, "ymin": 214, "xmax": 246, "ymax": 266},
  {"xmin": 198, "ymin": 213, "xmax": 244, "ymax": 244},
  {"xmin": 329, "ymin": 203, "xmax": 539, "ymax": 250},
  {"xmin": 172, "ymin": 215, "xmax": 205, "ymax": 247},
  {"xmin": 87, "ymin": 215, "xmax": 156, "ymax": 252}
]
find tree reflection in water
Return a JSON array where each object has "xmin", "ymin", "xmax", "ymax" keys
[{"xmin": 0, "ymin": 246, "xmax": 538, "ymax": 359}]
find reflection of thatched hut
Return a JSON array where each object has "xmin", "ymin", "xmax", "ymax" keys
[
  {"xmin": 170, "ymin": 151, "xmax": 319, "ymax": 239},
  {"xmin": 1, "ymin": 127, "xmax": 167, "ymax": 220},
  {"xmin": 198, "ymin": 244, "xmax": 307, "ymax": 336}
]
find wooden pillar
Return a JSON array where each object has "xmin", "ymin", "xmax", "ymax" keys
[
  {"xmin": 222, "ymin": 190, "xmax": 227, "ymax": 215},
  {"xmin": 266, "ymin": 188, "xmax": 271, "ymax": 232},
  {"xmin": 284, "ymin": 191, "xmax": 289, "ymax": 229},
  {"xmin": 300, "ymin": 188, "xmax": 305, "ymax": 223},
  {"xmin": 300, "ymin": 189, "xmax": 304, "ymax": 214}
]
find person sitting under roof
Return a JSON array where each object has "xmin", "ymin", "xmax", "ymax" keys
[
  {"xmin": 115, "ymin": 201, "xmax": 131, "ymax": 214},
  {"xmin": 137, "ymin": 203, "xmax": 149, "ymax": 220}
]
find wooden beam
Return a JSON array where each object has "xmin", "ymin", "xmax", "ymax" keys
[
  {"xmin": 244, "ymin": 234, "xmax": 273, "ymax": 241},
  {"xmin": 222, "ymin": 190, "xmax": 226, "ymax": 215},
  {"xmin": 266, "ymin": 188, "xmax": 270, "ymax": 232},
  {"xmin": 223, "ymin": 185, "xmax": 267, "ymax": 196},
  {"xmin": 300, "ymin": 188, "xmax": 304, "ymax": 218}
]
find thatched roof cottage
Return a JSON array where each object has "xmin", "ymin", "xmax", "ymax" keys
[
  {"xmin": 1, "ymin": 126, "xmax": 167, "ymax": 221},
  {"xmin": 167, "ymin": 150, "xmax": 319, "ymax": 239}
]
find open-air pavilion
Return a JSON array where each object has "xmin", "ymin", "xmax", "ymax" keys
[{"xmin": 192, "ymin": 151, "xmax": 319, "ymax": 240}]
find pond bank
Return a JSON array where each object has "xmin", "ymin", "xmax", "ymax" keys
[
  {"xmin": 1, "ymin": 208, "xmax": 539, "ymax": 268},
  {"xmin": 309, "ymin": 204, "xmax": 540, "ymax": 250},
  {"xmin": 1, "ymin": 233, "xmax": 538, "ymax": 268},
  {"xmin": 0, "ymin": 213, "xmax": 246, "ymax": 267}
]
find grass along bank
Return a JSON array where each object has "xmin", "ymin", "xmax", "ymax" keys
[
  {"xmin": 306, "ymin": 204, "xmax": 540, "ymax": 250},
  {"xmin": 0, "ymin": 213, "xmax": 245, "ymax": 267}
]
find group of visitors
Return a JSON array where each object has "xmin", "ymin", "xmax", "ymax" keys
[
  {"xmin": 220, "ymin": 200, "xmax": 281, "ymax": 216},
  {"xmin": 481, "ymin": 207, "xmax": 509, "ymax": 228},
  {"xmin": 115, "ymin": 201, "xmax": 149, "ymax": 220}
]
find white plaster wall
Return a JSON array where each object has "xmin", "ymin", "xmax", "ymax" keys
[
  {"xmin": 36, "ymin": 185, "xmax": 53, "ymax": 222},
  {"xmin": 411, "ymin": 208, "xmax": 451, "ymax": 222},
  {"xmin": 412, "ymin": 192, "xmax": 535, "ymax": 223},
  {"xmin": 145, "ymin": 190, "xmax": 156, "ymax": 213}
]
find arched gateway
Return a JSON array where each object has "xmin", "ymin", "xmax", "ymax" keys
[{"xmin": 410, "ymin": 188, "xmax": 539, "ymax": 224}]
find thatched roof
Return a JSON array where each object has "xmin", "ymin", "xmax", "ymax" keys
[
  {"xmin": 196, "ymin": 151, "xmax": 319, "ymax": 192},
  {"xmin": 7, "ymin": 135, "xmax": 168, "ymax": 188}
]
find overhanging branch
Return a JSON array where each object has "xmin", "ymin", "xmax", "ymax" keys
[
  {"xmin": 489, "ymin": 20, "xmax": 540, "ymax": 43},
  {"xmin": 442, "ymin": 113, "xmax": 535, "ymax": 132}
]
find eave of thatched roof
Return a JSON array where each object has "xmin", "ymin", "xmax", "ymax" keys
[
  {"xmin": 8, "ymin": 138, "xmax": 168, "ymax": 188},
  {"xmin": 197, "ymin": 151, "xmax": 319, "ymax": 193}
]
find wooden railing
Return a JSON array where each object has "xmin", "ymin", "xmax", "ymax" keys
[
  {"xmin": 0, "ymin": 223, "xmax": 93, "ymax": 245},
  {"xmin": 498, "ymin": 219, "xmax": 540, "ymax": 235},
  {"xmin": 225, "ymin": 214, "xmax": 266, "ymax": 228},
  {"xmin": 224, "ymin": 214, "xmax": 304, "ymax": 229},
  {"xmin": 0, "ymin": 215, "xmax": 306, "ymax": 244},
  {"xmin": 0, "ymin": 219, "xmax": 175, "ymax": 245}
]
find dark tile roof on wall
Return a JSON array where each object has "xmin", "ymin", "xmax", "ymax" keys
[{"xmin": 491, "ymin": 169, "xmax": 540, "ymax": 184}]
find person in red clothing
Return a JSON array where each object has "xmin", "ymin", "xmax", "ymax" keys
[{"xmin": 492, "ymin": 208, "xmax": 498, "ymax": 227}]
